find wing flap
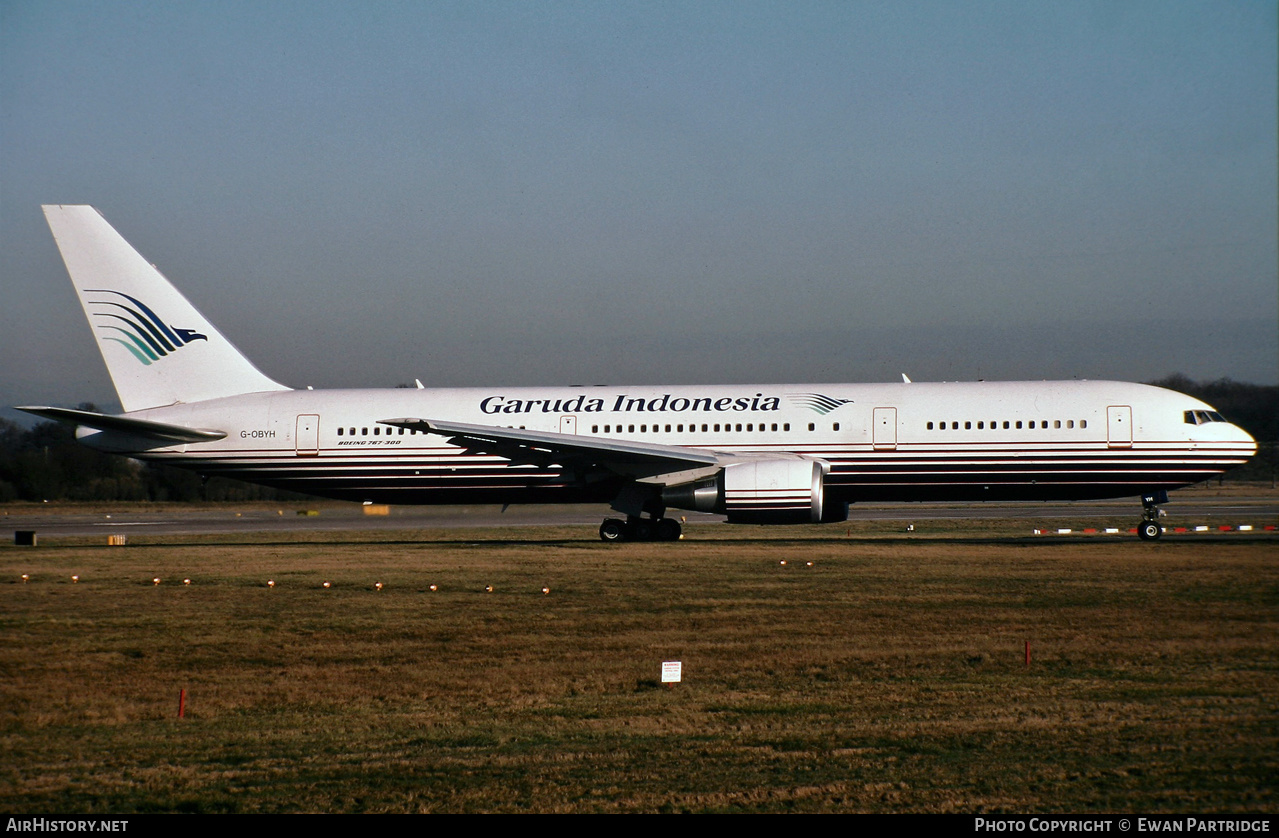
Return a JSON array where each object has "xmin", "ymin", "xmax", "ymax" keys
[{"xmin": 379, "ymin": 417, "xmax": 721, "ymax": 480}]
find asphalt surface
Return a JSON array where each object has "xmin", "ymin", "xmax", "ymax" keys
[{"xmin": 5, "ymin": 495, "xmax": 1275, "ymax": 539}]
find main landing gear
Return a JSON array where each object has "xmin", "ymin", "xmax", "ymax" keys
[
  {"xmin": 1138, "ymin": 490, "xmax": 1168, "ymax": 541},
  {"xmin": 599, "ymin": 516, "xmax": 682, "ymax": 542},
  {"xmin": 601, "ymin": 486, "xmax": 684, "ymax": 542}
]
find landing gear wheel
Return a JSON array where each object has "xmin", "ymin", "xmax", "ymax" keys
[
  {"xmin": 600, "ymin": 516, "xmax": 683, "ymax": 542},
  {"xmin": 1138, "ymin": 491, "xmax": 1168, "ymax": 542},
  {"xmin": 655, "ymin": 518, "xmax": 682, "ymax": 541},
  {"xmin": 599, "ymin": 518, "xmax": 628, "ymax": 542}
]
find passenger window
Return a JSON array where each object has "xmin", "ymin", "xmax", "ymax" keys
[
  {"xmin": 808, "ymin": 423, "xmax": 815, "ymax": 431},
  {"xmin": 832, "ymin": 422, "xmax": 839, "ymax": 431}
]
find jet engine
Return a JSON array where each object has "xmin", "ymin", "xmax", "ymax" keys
[{"xmin": 662, "ymin": 457, "xmax": 847, "ymax": 524}]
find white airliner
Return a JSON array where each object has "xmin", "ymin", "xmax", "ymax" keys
[{"xmin": 20, "ymin": 205, "xmax": 1257, "ymax": 541}]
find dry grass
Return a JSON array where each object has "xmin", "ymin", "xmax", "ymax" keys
[{"xmin": 1, "ymin": 522, "xmax": 1276, "ymax": 813}]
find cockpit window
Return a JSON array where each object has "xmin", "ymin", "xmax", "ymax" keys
[{"xmin": 1184, "ymin": 410, "xmax": 1228, "ymax": 425}]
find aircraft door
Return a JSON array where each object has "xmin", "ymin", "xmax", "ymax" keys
[
  {"xmin": 1107, "ymin": 405, "xmax": 1132, "ymax": 449},
  {"xmin": 559, "ymin": 416, "xmax": 577, "ymax": 435},
  {"xmin": 295, "ymin": 414, "xmax": 320, "ymax": 456},
  {"xmin": 873, "ymin": 407, "xmax": 897, "ymax": 450}
]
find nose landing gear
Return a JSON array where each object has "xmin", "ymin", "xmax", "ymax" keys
[{"xmin": 1137, "ymin": 491, "xmax": 1168, "ymax": 541}]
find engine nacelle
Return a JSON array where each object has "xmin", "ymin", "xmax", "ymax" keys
[
  {"xmin": 723, "ymin": 458, "xmax": 826, "ymax": 524},
  {"xmin": 662, "ymin": 457, "xmax": 846, "ymax": 525}
]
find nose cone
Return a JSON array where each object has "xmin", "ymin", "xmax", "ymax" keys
[
  {"xmin": 1188, "ymin": 415, "xmax": 1258, "ymax": 470},
  {"xmin": 1210, "ymin": 421, "xmax": 1258, "ymax": 466},
  {"xmin": 1232, "ymin": 422, "xmax": 1258, "ymax": 457}
]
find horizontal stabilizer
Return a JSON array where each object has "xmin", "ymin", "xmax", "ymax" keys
[{"xmin": 16, "ymin": 406, "xmax": 227, "ymax": 443}]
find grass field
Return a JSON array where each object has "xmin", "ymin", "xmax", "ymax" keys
[{"xmin": 1, "ymin": 521, "xmax": 1276, "ymax": 813}]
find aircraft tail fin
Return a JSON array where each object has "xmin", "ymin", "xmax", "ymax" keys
[{"xmin": 42, "ymin": 205, "xmax": 290, "ymax": 412}]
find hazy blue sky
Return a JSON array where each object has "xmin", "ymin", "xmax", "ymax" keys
[{"xmin": 3, "ymin": 1, "xmax": 1275, "ymax": 418}]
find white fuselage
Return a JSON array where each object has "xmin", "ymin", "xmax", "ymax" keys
[
  {"xmin": 33, "ymin": 205, "xmax": 1259, "ymax": 537},
  {"xmin": 81, "ymin": 379, "xmax": 1257, "ymax": 508}
]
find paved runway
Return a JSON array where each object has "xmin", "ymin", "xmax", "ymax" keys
[{"xmin": 5, "ymin": 493, "xmax": 1275, "ymax": 539}]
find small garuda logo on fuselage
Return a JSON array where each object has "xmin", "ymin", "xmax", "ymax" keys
[
  {"xmin": 86, "ymin": 289, "xmax": 207, "ymax": 366},
  {"xmin": 786, "ymin": 393, "xmax": 853, "ymax": 415}
]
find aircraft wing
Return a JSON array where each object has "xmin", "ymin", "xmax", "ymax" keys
[{"xmin": 378, "ymin": 417, "xmax": 723, "ymax": 481}]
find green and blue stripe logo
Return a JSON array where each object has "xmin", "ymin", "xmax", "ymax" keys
[
  {"xmin": 786, "ymin": 393, "xmax": 853, "ymax": 415},
  {"xmin": 87, "ymin": 289, "xmax": 207, "ymax": 366}
]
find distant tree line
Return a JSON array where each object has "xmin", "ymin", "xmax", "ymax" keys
[
  {"xmin": 0, "ymin": 377, "xmax": 1274, "ymax": 502},
  {"xmin": 0, "ymin": 404, "xmax": 310, "ymax": 503}
]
